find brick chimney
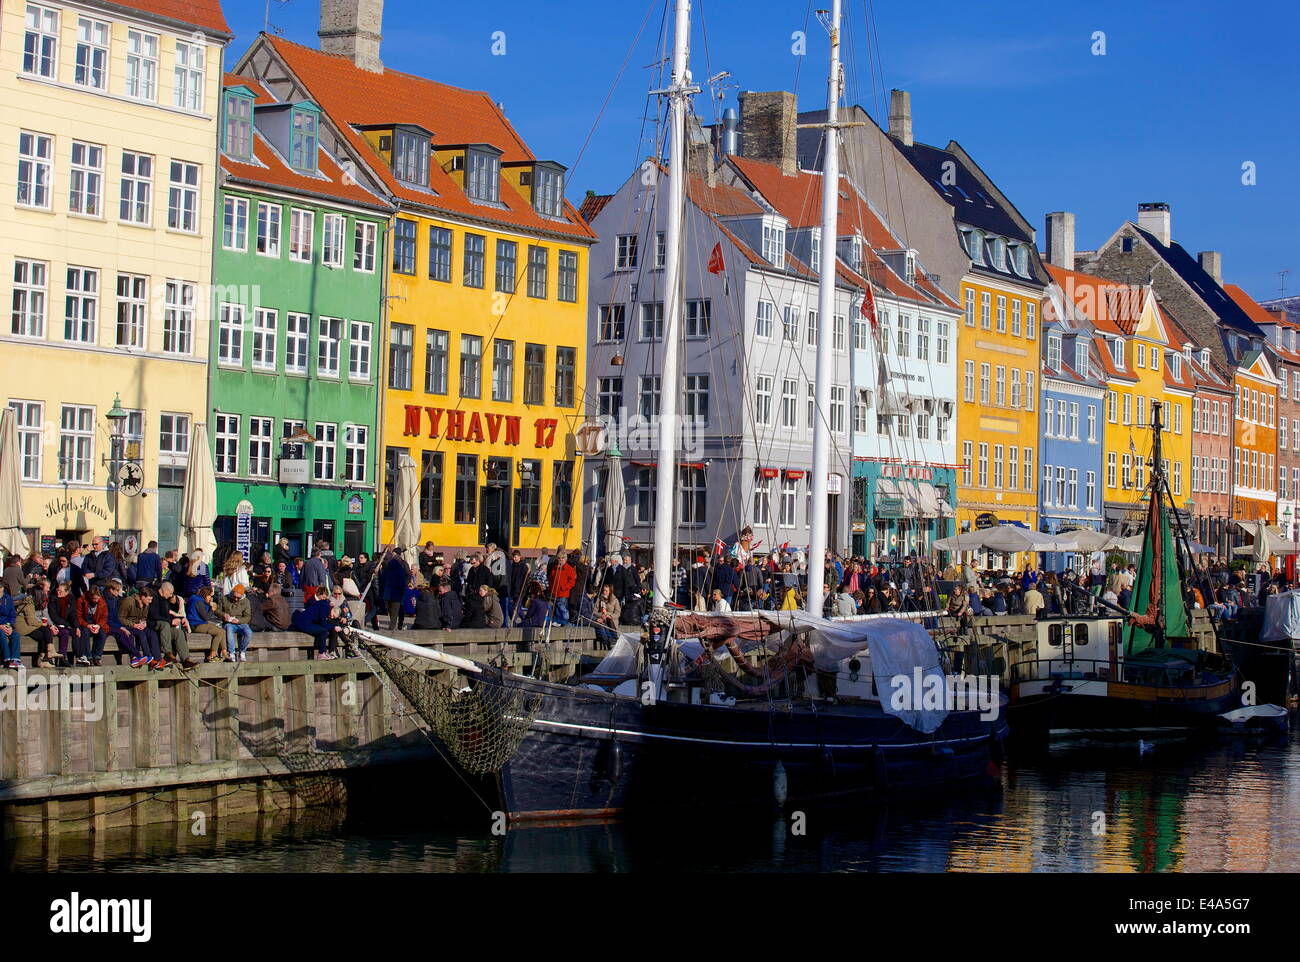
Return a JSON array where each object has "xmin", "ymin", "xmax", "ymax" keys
[
  {"xmin": 1137, "ymin": 202, "xmax": 1171, "ymax": 246},
  {"xmin": 1045, "ymin": 211, "xmax": 1075, "ymax": 271},
  {"xmin": 319, "ymin": 0, "xmax": 384, "ymax": 73},
  {"xmin": 738, "ymin": 91, "xmax": 797, "ymax": 175},
  {"xmin": 1198, "ymin": 251, "xmax": 1222, "ymax": 284},
  {"xmin": 888, "ymin": 89, "xmax": 913, "ymax": 147}
]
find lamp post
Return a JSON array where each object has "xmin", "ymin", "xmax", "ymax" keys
[{"xmin": 104, "ymin": 393, "xmax": 128, "ymax": 542}]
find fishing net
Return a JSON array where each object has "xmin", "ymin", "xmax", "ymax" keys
[{"xmin": 360, "ymin": 641, "xmax": 542, "ymax": 776}]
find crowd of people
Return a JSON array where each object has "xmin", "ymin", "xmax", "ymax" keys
[{"xmin": 1, "ymin": 528, "xmax": 1293, "ymax": 670}]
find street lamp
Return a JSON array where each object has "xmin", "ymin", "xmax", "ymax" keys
[{"xmin": 104, "ymin": 393, "xmax": 128, "ymax": 542}]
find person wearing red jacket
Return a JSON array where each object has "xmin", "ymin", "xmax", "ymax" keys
[
  {"xmin": 549, "ymin": 553, "xmax": 577, "ymax": 626},
  {"xmin": 76, "ymin": 585, "xmax": 110, "ymax": 666}
]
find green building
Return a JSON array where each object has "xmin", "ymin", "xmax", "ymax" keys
[{"xmin": 210, "ymin": 78, "xmax": 392, "ymax": 561}]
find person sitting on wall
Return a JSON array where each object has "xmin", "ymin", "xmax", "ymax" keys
[
  {"xmin": 438, "ymin": 578, "xmax": 463, "ymax": 631},
  {"xmin": 519, "ymin": 582, "xmax": 549, "ymax": 629},
  {"xmin": 220, "ymin": 584, "xmax": 254, "ymax": 662},
  {"xmin": 149, "ymin": 582, "xmax": 197, "ymax": 670},
  {"xmin": 188, "ymin": 586, "xmax": 228, "ymax": 663},
  {"xmin": 291, "ymin": 585, "xmax": 340, "ymax": 660},
  {"xmin": 413, "ymin": 581, "xmax": 443, "ymax": 630},
  {"xmin": 103, "ymin": 579, "xmax": 145, "ymax": 667}
]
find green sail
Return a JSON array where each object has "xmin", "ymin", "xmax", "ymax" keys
[{"xmin": 1123, "ymin": 499, "xmax": 1190, "ymax": 654}]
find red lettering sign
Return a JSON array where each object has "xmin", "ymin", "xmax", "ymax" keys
[
  {"xmin": 485, "ymin": 413, "xmax": 503, "ymax": 443},
  {"xmin": 445, "ymin": 410, "xmax": 465, "ymax": 441},
  {"xmin": 403, "ymin": 405, "xmax": 422, "ymax": 437},
  {"xmin": 534, "ymin": 418, "xmax": 558, "ymax": 448},
  {"xmin": 424, "ymin": 406, "xmax": 444, "ymax": 439},
  {"xmin": 465, "ymin": 412, "xmax": 484, "ymax": 443},
  {"xmin": 505, "ymin": 416, "xmax": 521, "ymax": 446}
]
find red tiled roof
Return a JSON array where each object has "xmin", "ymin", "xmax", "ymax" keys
[
  {"xmin": 1046, "ymin": 263, "xmax": 1146, "ymax": 336},
  {"xmin": 687, "ymin": 175, "xmax": 765, "ymax": 217},
  {"xmin": 1226, "ymin": 284, "xmax": 1285, "ymax": 331},
  {"xmin": 220, "ymin": 78, "xmax": 391, "ymax": 210},
  {"xmin": 260, "ymin": 36, "xmax": 594, "ymax": 240},
  {"xmin": 118, "ymin": 0, "xmax": 230, "ymax": 35},
  {"xmin": 1160, "ymin": 310, "xmax": 1234, "ymax": 392},
  {"xmin": 578, "ymin": 193, "xmax": 613, "ymax": 225}
]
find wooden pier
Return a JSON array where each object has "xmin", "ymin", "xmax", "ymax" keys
[{"xmin": 0, "ymin": 628, "xmax": 602, "ymax": 838}]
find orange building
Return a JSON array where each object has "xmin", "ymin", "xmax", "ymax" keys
[{"xmin": 1233, "ymin": 350, "xmax": 1279, "ymax": 524}]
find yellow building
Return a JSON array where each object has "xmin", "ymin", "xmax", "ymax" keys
[
  {"xmin": 237, "ymin": 22, "xmax": 595, "ymax": 556},
  {"xmin": 1, "ymin": 1, "xmax": 230, "ymax": 551}
]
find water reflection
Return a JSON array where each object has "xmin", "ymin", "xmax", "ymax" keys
[{"xmin": 7, "ymin": 734, "xmax": 1297, "ymax": 873}]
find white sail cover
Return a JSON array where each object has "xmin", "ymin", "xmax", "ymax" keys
[
  {"xmin": 1262, "ymin": 590, "xmax": 1300, "ymax": 643},
  {"xmin": 756, "ymin": 610, "xmax": 949, "ymax": 732}
]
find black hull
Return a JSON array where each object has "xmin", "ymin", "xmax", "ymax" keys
[
  {"xmin": 480, "ymin": 674, "xmax": 1006, "ymax": 820},
  {"xmin": 1008, "ymin": 687, "xmax": 1242, "ymax": 743}
]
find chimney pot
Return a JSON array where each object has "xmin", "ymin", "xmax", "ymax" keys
[
  {"xmin": 1136, "ymin": 202, "xmax": 1171, "ymax": 246},
  {"xmin": 1045, "ymin": 211, "xmax": 1076, "ymax": 272},
  {"xmin": 319, "ymin": 0, "xmax": 385, "ymax": 73},
  {"xmin": 1198, "ymin": 250, "xmax": 1223, "ymax": 285},
  {"xmin": 888, "ymin": 89, "xmax": 913, "ymax": 147}
]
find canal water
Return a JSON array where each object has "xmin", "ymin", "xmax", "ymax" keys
[{"xmin": 9, "ymin": 733, "xmax": 1299, "ymax": 872}]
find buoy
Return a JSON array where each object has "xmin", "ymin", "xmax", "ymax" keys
[
  {"xmin": 606, "ymin": 738, "xmax": 623, "ymax": 782},
  {"xmin": 773, "ymin": 760, "xmax": 788, "ymax": 808}
]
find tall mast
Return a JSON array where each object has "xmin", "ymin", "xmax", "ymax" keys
[
  {"xmin": 807, "ymin": 0, "xmax": 842, "ymax": 614},
  {"xmin": 653, "ymin": 0, "xmax": 693, "ymax": 605}
]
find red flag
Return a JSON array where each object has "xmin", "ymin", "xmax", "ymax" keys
[
  {"xmin": 714, "ymin": 537, "xmax": 726, "ymax": 556},
  {"xmin": 707, "ymin": 242, "xmax": 725, "ymax": 275},
  {"xmin": 861, "ymin": 283, "xmax": 878, "ymax": 330}
]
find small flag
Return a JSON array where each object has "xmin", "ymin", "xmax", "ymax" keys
[
  {"xmin": 861, "ymin": 282, "xmax": 878, "ymax": 330},
  {"xmin": 1129, "ymin": 436, "xmax": 1137, "ymax": 456},
  {"xmin": 714, "ymin": 537, "xmax": 726, "ymax": 556},
  {"xmin": 780, "ymin": 541, "xmax": 790, "ymax": 553},
  {"xmin": 707, "ymin": 242, "xmax": 725, "ymax": 275}
]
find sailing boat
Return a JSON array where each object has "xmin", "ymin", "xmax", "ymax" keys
[
  {"xmin": 1006, "ymin": 400, "xmax": 1241, "ymax": 741},
  {"xmin": 357, "ymin": 0, "xmax": 1007, "ymax": 821}
]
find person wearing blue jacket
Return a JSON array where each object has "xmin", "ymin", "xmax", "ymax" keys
[
  {"xmin": 135, "ymin": 542, "xmax": 162, "ymax": 585},
  {"xmin": 292, "ymin": 586, "xmax": 339, "ymax": 659},
  {"xmin": 379, "ymin": 550, "xmax": 411, "ymax": 630},
  {"xmin": 519, "ymin": 582, "xmax": 549, "ymax": 628},
  {"xmin": 186, "ymin": 586, "xmax": 227, "ymax": 661},
  {"xmin": 0, "ymin": 585, "xmax": 19, "ymax": 669},
  {"xmin": 103, "ymin": 580, "xmax": 145, "ymax": 666}
]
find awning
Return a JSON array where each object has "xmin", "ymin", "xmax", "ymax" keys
[
  {"xmin": 911, "ymin": 482, "xmax": 941, "ymax": 519},
  {"xmin": 758, "ymin": 467, "xmax": 780, "ymax": 479},
  {"xmin": 785, "ymin": 469, "xmax": 806, "ymax": 481}
]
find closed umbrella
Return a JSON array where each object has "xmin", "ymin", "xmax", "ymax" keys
[
  {"xmin": 391, "ymin": 452, "xmax": 421, "ymax": 569},
  {"xmin": 178, "ymin": 422, "xmax": 216, "ymax": 558},
  {"xmin": 603, "ymin": 456, "xmax": 625, "ymax": 556},
  {"xmin": 0, "ymin": 408, "xmax": 30, "ymax": 557}
]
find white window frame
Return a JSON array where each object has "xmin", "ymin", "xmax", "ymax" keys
[
  {"xmin": 23, "ymin": 5, "xmax": 59, "ymax": 79},
  {"xmin": 322, "ymin": 213, "xmax": 346, "ymax": 268},
  {"xmin": 248, "ymin": 416, "xmax": 273, "ymax": 478},
  {"xmin": 214, "ymin": 413, "xmax": 239, "ymax": 476},
  {"xmin": 218, "ymin": 303, "xmax": 244, "ymax": 367},
  {"xmin": 11, "ymin": 258, "xmax": 48, "ymax": 338},
  {"xmin": 252, "ymin": 308, "xmax": 277, "ymax": 372},
  {"xmin": 119, "ymin": 151, "xmax": 153, "ymax": 225},
  {"xmin": 17, "ymin": 131, "xmax": 53, "ymax": 210},
  {"xmin": 69, "ymin": 140, "xmax": 104, "ymax": 217},
  {"xmin": 64, "ymin": 266, "xmax": 98, "ymax": 344},
  {"xmin": 7, "ymin": 400, "xmax": 43, "ymax": 481},
  {"xmin": 318, "ymin": 317, "xmax": 342, "ymax": 378},
  {"xmin": 114, "ymin": 272, "xmax": 147, "ymax": 349},
  {"xmin": 289, "ymin": 209, "xmax": 314, "ymax": 262},
  {"xmin": 125, "ymin": 30, "xmax": 159, "ymax": 102},
  {"xmin": 344, "ymin": 424, "xmax": 368, "ymax": 483},
  {"xmin": 58, "ymin": 404, "xmax": 94, "ymax": 484},
  {"xmin": 163, "ymin": 279, "xmax": 194, "ymax": 355},
  {"xmin": 223, "ymin": 195, "xmax": 249, "ymax": 251},
  {"xmin": 353, "ymin": 221, "xmax": 376, "ymax": 272},
  {"xmin": 313, "ymin": 422, "xmax": 337, "ymax": 481},
  {"xmin": 256, "ymin": 202, "xmax": 281, "ymax": 257},
  {"xmin": 167, "ymin": 160, "xmax": 200, "ymax": 233},
  {"xmin": 173, "ymin": 40, "xmax": 205, "ymax": 112},
  {"xmin": 348, "ymin": 321, "xmax": 373, "ymax": 381},
  {"xmin": 285, "ymin": 313, "xmax": 309, "ymax": 374}
]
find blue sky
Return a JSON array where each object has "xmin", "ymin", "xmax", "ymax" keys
[{"xmin": 230, "ymin": 0, "xmax": 1299, "ymax": 301}]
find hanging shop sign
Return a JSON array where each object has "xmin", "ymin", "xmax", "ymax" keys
[
  {"xmin": 876, "ymin": 498, "xmax": 906, "ymax": 519},
  {"xmin": 347, "ymin": 494, "xmax": 364, "ymax": 516},
  {"xmin": 236, "ymin": 499, "xmax": 254, "ymax": 558},
  {"xmin": 975, "ymin": 512, "xmax": 999, "ymax": 529},
  {"xmin": 827, "ymin": 473, "xmax": 842, "ymax": 495},
  {"xmin": 279, "ymin": 459, "xmax": 310, "ymax": 484}
]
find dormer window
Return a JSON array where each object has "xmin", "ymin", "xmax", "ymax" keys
[
  {"xmin": 1200, "ymin": 348, "xmax": 1211, "ymax": 367},
  {"xmin": 533, "ymin": 164, "xmax": 564, "ymax": 217},
  {"xmin": 837, "ymin": 234, "xmax": 862, "ymax": 272},
  {"xmin": 290, "ymin": 105, "xmax": 319, "ymax": 173},
  {"xmin": 904, "ymin": 250, "xmax": 917, "ymax": 286},
  {"xmin": 1012, "ymin": 244, "xmax": 1029, "ymax": 277},
  {"xmin": 811, "ymin": 233, "xmax": 821, "ymax": 273},
  {"xmin": 1170, "ymin": 352, "xmax": 1182, "ymax": 380},
  {"xmin": 966, "ymin": 229, "xmax": 984, "ymax": 265},
  {"xmin": 1110, "ymin": 338, "xmax": 1125, "ymax": 370},
  {"xmin": 987, "ymin": 236, "xmax": 1006, "ymax": 271},
  {"xmin": 223, "ymin": 88, "xmax": 254, "ymax": 162},
  {"xmin": 762, "ymin": 221, "xmax": 786, "ymax": 266},
  {"xmin": 1046, "ymin": 333, "xmax": 1062, "ymax": 370},
  {"xmin": 394, "ymin": 128, "xmax": 430, "ymax": 187},
  {"xmin": 1075, "ymin": 341, "xmax": 1089, "ymax": 378},
  {"xmin": 466, "ymin": 147, "xmax": 501, "ymax": 203}
]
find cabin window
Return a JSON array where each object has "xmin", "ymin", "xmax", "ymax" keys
[
  {"xmin": 1048, "ymin": 624, "xmax": 1064, "ymax": 647},
  {"xmin": 1073, "ymin": 624, "xmax": 1089, "ymax": 646}
]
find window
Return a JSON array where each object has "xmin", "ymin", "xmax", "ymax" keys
[
  {"xmin": 781, "ymin": 379, "xmax": 798, "ymax": 428},
  {"xmin": 214, "ymin": 413, "xmax": 239, "ymax": 476},
  {"xmin": 11, "ymin": 258, "xmax": 47, "ymax": 337},
  {"xmin": 750, "ymin": 375, "xmax": 773, "ymax": 426},
  {"xmin": 597, "ymin": 376, "xmax": 623, "ymax": 417},
  {"xmin": 58, "ymin": 404, "xmax": 94, "ymax": 483},
  {"xmin": 419, "ymin": 451, "xmax": 443, "ymax": 522},
  {"xmin": 1123, "ymin": 393, "xmax": 1132, "ymax": 425},
  {"xmin": 223, "ymin": 91, "xmax": 253, "ymax": 160},
  {"xmin": 978, "ymin": 443, "xmax": 989, "ymax": 487},
  {"xmin": 964, "ymin": 289, "xmax": 975, "ymax": 326},
  {"xmin": 392, "ymin": 218, "xmax": 417, "ymax": 274},
  {"xmin": 535, "ymin": 166, "xmax": 564, "ymax": 218},
  {"xmin": 996, "ymin": 366, "xmax": 1006, "ymax": 406},
  {"xmin": 167, "ymin": 161, "xmax": 200, "ymax": 232},
  {"xmin": 1011, "ymin": 369, "xmax": 1022, "ymax": 408},
  {"xmin": 1107, "ymin": 390, "xmax": 1117, "ymax": 423},
  {"xmin": 1069, "ymin": 402, "xmax": 1080, "ymax": 439},
  {"xmin": 685, "ymin": 299, "xmax": 712, "ymax": 339},
  {"xmin": 1283, "ymin": 417, "xmax": 1290, "ymax": 451},
  {"xmin": 654, "ymin": 232, "xmax": 666, "ymax": 269},
  {"xmin": 756, "ymin": 300, "xmax": 774, "ymax": 338},
  {"xmin": 24, "ymin": 5, "xmax": 59, "ymax": 78},
  {"xmin": 616, "ymin": 235, "xmax": 639, "ymax": 270},
  {"xmin": 1023, "ymin": 448, "xmax": 1033, "ymax": 493},
  {"xmin": 1076, "ymin": 341, "xmax": 1090, "ymax": 379},
  {"xmin": 964, "ymin": 361, "xmax": 975, "ymax": 402},
  {"xmin": 1025, "ymin": 371, "xmax": 1035, "ymax": 411},
  {"xmin": 313, "ymin": 423, "xmax": 337, "ymax": 481},
  {"xmin": 962, "ymin": 441, "xmax": 973, "ymax": 486},
  {"xmin": 322, "ymin": 214, "xmax": 346, "ymax": 268},
  {"xmin": 1011, "ymin": 300, "xmax": 1022, "ymax": 337},
  {"xmin": 1174, "ymin": 461, "xmax": 1182, "ymax": 496},
  {"xmin": 639, "ymin": 375, "xmax": 661, "ymax": 418},
  {"xmin": 417, "ymin": 329, "xmax": 447, "ymax": 395},
  {"xmin": 1044, "ymin": 398, "xmax": 1055, "ymax": 438},
  {"xmin": 1136, "ymin": 343, "xmax": 1145, "ymax": 368},
  {"xmin": 1173, "ymin": 403, "xmax": 1183, "ymax": 435},
  {"xmin": 524, "ymin": 344, "xmax": 546, "ymax": 405},
  {"xmin": 1122, "ymin": 454, "xmax": 1132, "ymax": 489},
  {"xmin": 388, "ymin": 323, "xmax": 413, "ymax": 390},
  {"xmin": 1087, "ymin": 405, "xmax": 1097, "ymax": 442},
  {"xmin": 288, "ymin": 208, "xmax": 314, "ymax": 262},
  {"xmin": 251, "ymin": 308, "xmax": 277, "ymax": 371},
  {"xmin": 17, "ymin": 132, "xmax": 52, "ymax": 209},
  {"xmin": 393, "ymin": 130, "xmax": 429, "ymax": 186},
  {"xmin": 1151, "ymin": 346, "xmax": 1160, "ymax": 370},
  {"xmin": 679, "ymin": 465, "xmax": 706, "ymax": 526},
  {"xmin": 69, "ymin": 141, "xmax": 103, "ymax": 216},
  {"xmin": 1046, "ymin": 334, "xmax": 1062, "ymax": 371},
  {"xmin": 428, "ymin": 226, "xmax": 451, "ymax": 281},
  {"xmin": 782, "ymin": 305, "xmax": 799, "ymax": 342},
  {"xmin": 753, "ymin": 474, "xmax": 771, "ymax": 526},
  {"xmin": 218, "ymin": 303, "xmax": 243, "ymax": 366},
  {"xmin": 527, "ymin": 245, "xmax": 548, "ymax": 298},
  {"xmin": 495, "ymin": 239, "xmax": 517, "ymax": 293},
  {"xmin": 1008, "ymin": 446, "xmax": 1019, "ymax": 491},
  {"xmin": 808, "ymin": 382, "xmax": 818, "ymax": 429},
  {"xmin": 558, "ymin": 250, "xmax": 578, "ymax": 302},
  {"xmin": 897, "ymin": 314, "xmax": 911, "ymax": 356},
  {"xmin": 1107, "ymin": 452, "xmax": 1117, "ymax": 488},
  {"xmin": 173, "ymin": 40, "xmax": 205, "ymax": 111},
  {"xmin": 640, "ymin": 302, "xmax": 664, "ymax": 341},
  {"xmin": 285, "ymin": 313, "xmax": 309, "ymax": 374},
  {"xmin": 125, "ymin": 30, "xmax": 159, "ymax": 100},
  {"xmin": 555, "ymin": 347, "xmax": 576, "ymax": 407},
  {"xmin": 829, "ymin": 387, "xmax": 845, "ymax": 433},
  {"xmin": 346, "ymin": 321, "xmax": 372, "ymax": 381},
  {"xmin": 779, "ymin": 479, "xmax": 798, "ymax": 527},
  {"xmin": 463, "ymin": 233, "xmax": 485, "ymax": 287},
  {"xmin": 459, "ymin": 334, "xmax": 482, "ymax": 398},
  {"xmin": 223, "ymin": 196, "xmax": 249, "ymax": 250},
  {"xmin": 1026, "ymin": 301, "xmax": 1037, "ymax": 340},
  {"xmin": 553, "ymin": 461, "xmax": 575, "ymax": 527},
  {"xmin": 257, "ymin": 202, "xmax": 282, "ymax": 257},
  {"xmin": 980, "ymin": 292, "xmax": 991, "ymax": 329},
  {"xmin": 914, "ymin": 316, "xmax": 927, "ymax": 359},
  {"xmin": 317, "ymin": 317, "xmax": 342, "ymax": 377},
  {"xmin": 466, "ymin": 149, "xmax": 500, "ymax": 203},
  {"xmin": 996, "ymin": 296, "xmax": 1007, "ymax": 333},
  {"xmin": 633, "ymin": 467, "xmax": 657, "ymax": 526},
  {"xmin": 456, "ymin": 455, "xmax": 479, "ymax": 524},
  {"xmin": 1110, "ymin": 338, "xmax": 1124, "ymax": 370},
  {"xmin": 248, "ymin": 417, "xmax": 273, "ymax": 478},
  {"xmin": 980, "ymin": 363, "xmax": 990, "ymax": 404},
  {"xmin": 7, "ymin": 401, "xmax": 42, "ymax": 481},
  {"xmin": 64, "ymin": 266, "xmax": 98, "ymax": 343},
  {"xmin": 598, "ymin": 305, "xmax": 626, "ymax": 342},
  {"xmin": 492, "ymin": 339, "xmax": 515, "ymax": 402},
  {"xmin": 853, "ymin": 314, "xmax": 870, "ymax": 351},
  {"xmin": 353, "ymin": 221, "xmax": 376, "ymax": 272},
  {"xmin": 290, "ymin": 108, "xmax": 318, "ymax": 172},
  {"xmin": 163, "ymin": 279, "xmax": 194, "ymax": 354},
  {"xmin": 762, "ymin": 223, "xmax": 785, "ymax": 264},
  {"xmin": 114, "ymin": 273, "xmax": 146, "ymax": 349}
]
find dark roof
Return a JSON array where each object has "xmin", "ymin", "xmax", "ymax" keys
[
  {"xmin": 891, "ymin": 141, "xmax": 1029, "ymax": 242},
  {"xmin": 1132, "ymin": 225, "xmax": 1263, "ymax": 337},
  {"xmin": 1260, "ymin": 295, "xmax": 1300, "ymax": 325}
]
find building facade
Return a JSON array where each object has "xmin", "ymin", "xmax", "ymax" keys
[
  {"xmin": 2, "ymin": 0, "xmax": 230, "ymax": 552},
  {"xmin": 1231, "ymin": 351, "xmax": 1279, "ymax": 527},
  {"xmin": 210, "ymin": 77, "xmax": 391, "ymax": 561},
  {"xmin": 237, "ymin": 13, "xmax": 595, "ymax": 557}
]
